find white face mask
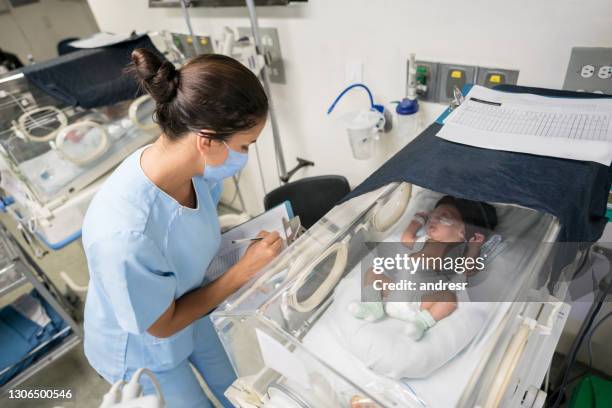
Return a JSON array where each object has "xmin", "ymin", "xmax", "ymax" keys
[{"xmin": 203, "ymin": 142, "xmax": 248, "ymax": 183}]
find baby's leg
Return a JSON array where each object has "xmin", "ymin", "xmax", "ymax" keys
[
  {"xmin": 348, "ymin": 268, "xmax": 385, "ymax": 322},
  {"xmin": 399, "ymin": 291, "xmax": 457, "ymax": 341},
  {"xmin": 421, "ymin": 291, "xmax": 458, "ymax": 322}
]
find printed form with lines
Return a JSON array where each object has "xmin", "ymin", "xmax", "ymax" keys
[{"xmin": 437, "ymin": 85, "xmax": 612, "ymax": 164}]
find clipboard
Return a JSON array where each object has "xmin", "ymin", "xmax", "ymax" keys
[{"xmin": 206, "ymin": 201, "xmax": 301, "ymax": 280}]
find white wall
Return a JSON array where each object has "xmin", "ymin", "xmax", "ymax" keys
[
  {"xmin": 86, "ymin": 0, "xmax": 612, "ymax": 371},
  {"xmin": 86, "ymin": 0, "xmax": 612, "ymax": 213},
  {"xmin": 0, "ymin": 0, "xmax": 99, "ymax": 63}
]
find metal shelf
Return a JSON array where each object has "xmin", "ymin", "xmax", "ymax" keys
[
  {"xmin": 0, "ymin": 264, "xmax": 26, "ymax": 297},
  {"xmin": 0, "ymin": 329, "xmax": 81, "ymax": 394},
  {"xmin": 0, "ymin": 224, "xmax": 83, "ymax": 392}
]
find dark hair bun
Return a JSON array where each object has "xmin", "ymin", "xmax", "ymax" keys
[{"xmin": 131, "ymin": 48, "xmax": 179, "ymax": 104}]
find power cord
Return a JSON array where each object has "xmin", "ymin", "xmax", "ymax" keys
[
  {"xmin": 548, "ymin": 256, "xmax": 612, "ymax": 407},
  {"xmin": 100, "ymin": 368, "xmax": 165, "ymax": 408}
]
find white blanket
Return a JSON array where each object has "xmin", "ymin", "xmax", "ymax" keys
[{"xmin": 326, "ymin": 266, "xmax": 491, "ymax": 379}]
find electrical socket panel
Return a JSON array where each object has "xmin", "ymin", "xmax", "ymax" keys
[
  {"xmin": 413, "ymin": 59, "xmax": 519, "ymax": 103},
  {"xmin": 414, "ymin": 60, "xmax": 440, "ymax": 102},
  {"xmin": 563, "ymin": 47, "xmax": 612, "ymax": 94},
  {"xmin": 476, "ymin": 67, "xmax": 519, "ymax": 89},
  {"xmin": 171, "ymin": 33, "xmax": 214, "ymax": 58},
  {"xmin": 437, "ymin": 63, "xmax": 477, "ymax": 103},
  {"xmin": 238, "ymin": 27, "xmax": 285, "ymax": 84}
]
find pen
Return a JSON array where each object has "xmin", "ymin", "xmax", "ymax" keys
[{"xmin": 231, "ymin": 237, "xmax": 264, "ymax": 244}]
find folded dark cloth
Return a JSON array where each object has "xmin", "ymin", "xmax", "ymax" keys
[
  {"xmin": 23, "ymin": 35, "xmax": 164, "ymax": 109},
  {"xmin": 0, "ymin": 290, "xmax": 68, "ymax": 385}
]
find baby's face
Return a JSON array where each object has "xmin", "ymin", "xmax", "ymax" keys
[{"xmin": 426, "ymin": 204, "xmax": 466, "ymax": 242}]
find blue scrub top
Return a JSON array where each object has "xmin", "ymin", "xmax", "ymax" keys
[{"xmin": 82, "ymin": 147, "xmax": 223, "ymax": 380}]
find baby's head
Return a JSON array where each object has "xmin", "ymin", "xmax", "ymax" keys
[{"xmin": 426, "ymin": 195, "xmax": 498, "ymax": 242}]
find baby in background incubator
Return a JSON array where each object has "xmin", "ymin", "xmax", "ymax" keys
[{"xmin": 349, "ymin": 195, "xmax": 498, "ymax": 340}]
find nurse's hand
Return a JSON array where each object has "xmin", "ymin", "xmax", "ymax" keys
[
  {"xmin": 148, "ymin": 232, "xmax": 281, "ymax": 338},
  {"xmin": 233, "ymin": 230, "xmax": 282, "ymax": 284}
]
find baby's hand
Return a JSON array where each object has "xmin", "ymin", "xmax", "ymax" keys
[
  {"xmin": 414, "ymin": 211, "xmax": 430, "ymax": 224},
  {"xmin": 466, "ymin": 233, "xmax": 485, "ymax": 257},
  {"xmin": 402, "ymin": 211, "xmax": 429, "ymax": 248},
  {"xmin": 401, "ymin": 230, "xmax": 416, "ymax": 248},
  {"xmin": 469, "ymin": 232, "xmax": 485, "ymax": 245}
]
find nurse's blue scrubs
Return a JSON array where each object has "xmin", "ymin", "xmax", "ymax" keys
[{"xmin": 82, "ymin": 147, "xmax": 236, "ymax": 407}]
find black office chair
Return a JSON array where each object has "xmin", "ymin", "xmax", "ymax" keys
[
  {"xmin": 264, "ymin": 175, "xmax": 351, "ymax": 229},
  {"xmin": 57, "ymin": 37, "xmax": 80, "ymax": 56}
]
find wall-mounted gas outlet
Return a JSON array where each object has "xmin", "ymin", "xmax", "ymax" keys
[
  {"xmin": 438, "ymin": 63, "xmax": 477, "ymax": 103},
  {"xmin": 564, "ymin": 47, "xmax": 612, "ymax": 94},
  {"xmin": 476, "ymin": 67, "xmax": 519, "ymax": 89},
  {"xmin": 171, "ymin": 33, "xmax": 214, "ymax": 58},
  {"xmin": 414, "ymin": 60, "xmax": 440, "ymax": 102},
  {"xmin": 238, "ymin": 27, "xmax": 285, "ymax": 84},
  {"xmin": 413, "ymin": 59, "xmax": 518, "ymax": 103}
]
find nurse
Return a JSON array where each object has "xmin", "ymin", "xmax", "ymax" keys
[{"xmin": 82, "ymin": 48, "xmax": 281, "ymax": 407}]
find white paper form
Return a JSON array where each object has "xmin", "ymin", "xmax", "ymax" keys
[
  {"xmin": 205, "ymin": 202, "xmax": 292, "ymax": 280},
  {"xmin": 436, "ymin": 85, "xmax": 612, "ymax": 165}
]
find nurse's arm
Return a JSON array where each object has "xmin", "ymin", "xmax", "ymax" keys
[
  {"xmin": 146, "ymin": 269, "xmax": 243, "ymax": 338},
  {"xmin": 147, "ymin": 230, "xmax": 282, "ymax": 338}
]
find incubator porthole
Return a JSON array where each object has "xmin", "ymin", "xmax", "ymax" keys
[
  {"xmin": 266, "ymin": 383, "xmax": 310, "ymax": 408},
  {"xmin": 129, "ymin": 95, "xmax": 158, "ymax": 131},
  {"xmin": 54, "ymin": 121, "xmax": 110, "ymax": 166},
  {"xmin": 371, "ymin": 183, "xmax": 412, "ymax": 232},
  {"xmin": 15, "ymin": 106, "xmax": 69, "ymax": 143},
  {"xmin": 287, "ymin": 241, "xmax": 348, "ymax": 313}
]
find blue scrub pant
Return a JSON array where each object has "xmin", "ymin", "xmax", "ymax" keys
[{"xmin": 124, "ymin": 317, "xmax": 236, "ymax": 408}]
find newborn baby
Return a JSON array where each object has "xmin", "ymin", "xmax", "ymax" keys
[{"xmin": 349, "ymin": 195, "xmax": 498, "ymax": 340}]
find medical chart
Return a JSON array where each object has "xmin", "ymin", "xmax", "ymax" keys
[
  {"xmin": 437, "ymin": 85, "xmax": 612, "ymax": 165},
  {"xmin": 205, "ymin": 201, "xmax": 293, "ymax": 280}
]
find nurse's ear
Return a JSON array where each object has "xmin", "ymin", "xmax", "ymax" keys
[
  {"xmin": 195, "ymin": 131, "xmax": 228, "ymax": 167},
  {"xmin": 195, "ymin": 131, "xmax": 215, "ymax": 156}
]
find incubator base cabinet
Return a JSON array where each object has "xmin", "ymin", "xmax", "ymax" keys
[{"xmin": 212, "ymin": 182, "xmax": 576, "ymax": 408}]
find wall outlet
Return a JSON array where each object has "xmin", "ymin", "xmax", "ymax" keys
[
  {"xmin": 238, "ymin": 27, "xmax": 285, "ymax": 84},
  {"xmin": 597, "ymin": 65, "xmax": 612, "ymax": 80},
  {"xmin": 345, "ymin": 60, "xmax": 363, "ymax": 84},
  {"xmin": 171, "ymin": 33, "xmax": 214, "ymax": 58},
  {"xmin": 414, "ymin": 60, "xmax": 440, "ymax": 102},
  {"xmin": 438, "ymin": 63, "xmax": 477, "ymax": 103},
  {"xmin": 563, "ymin": 47, "xmax": 612, "ymax": 94},
  {"xmin": 581, "ymin": 65, "xmax": 595, "ymax": 78},
  {"xmin": 476, "ymin": 67, "xmax": 519, "ymax": 89}
]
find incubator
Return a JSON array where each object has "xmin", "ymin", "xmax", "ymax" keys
[
  {"xmin": 212, "ymin": 182, "xmax": 575, "ymax": 408},
  {"xmin": 0, "ymin": 72, "xmax": 159, "ymax": 249}
]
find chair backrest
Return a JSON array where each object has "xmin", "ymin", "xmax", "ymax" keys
[
  {"xmin": 264, "ymin": 175, "xmax": 351, "ymax": 229},
  {"xmin": 57, "ymin": 38, "xmax": 80, "ymax": 56}
]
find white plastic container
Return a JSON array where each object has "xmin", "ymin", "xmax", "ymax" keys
[
  {"xmin": 340, "ymin": 109, "xmax": 385, "ymax": 160},
  {"xmin": 394, "ymin": 98, "xmax": 419, "ymax": 142}
]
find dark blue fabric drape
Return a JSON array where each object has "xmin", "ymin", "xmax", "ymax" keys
[{"xmin": 23, "ymin": 35, "xmax": 163, "ymax": 109}]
